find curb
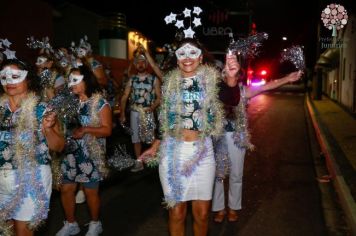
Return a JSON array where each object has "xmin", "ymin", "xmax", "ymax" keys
[{"xmin": 306, "ymin": 95, "xmax": 356, "ymax": 234}]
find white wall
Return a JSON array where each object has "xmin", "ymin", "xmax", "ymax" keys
[{"xmin": 340, "ymin": 14, "xmax": 356, "ymax": 111}]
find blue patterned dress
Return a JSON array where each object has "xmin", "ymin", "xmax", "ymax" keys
[
  {"xmin": 0, "ymin": 96, "xmax": 52, "ymax": 223},
  {"xmin": 0, "ymin": 101, "xmax": 50, "ymax": 169},
  {"xmin": 61, "ymin": 96, "xmax": 109, "ymax": 183}
]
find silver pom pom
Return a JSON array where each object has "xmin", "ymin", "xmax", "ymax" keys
[
  {"xmin": 280, "ymin": 46, "xmax": 305, "ymax": 70},
  {"xmin": 107, "ymin": 144, "xmax": 135, "ymax": 171},
  {"xmin": 46, "ymin": 87, "xmax": 80, "ymax": 123},
  {"xmin": 228, "ymin": 32, "xmax": 268, "ymax": 58}
]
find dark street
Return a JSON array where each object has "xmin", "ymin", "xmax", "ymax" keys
[{"xmin": 36, "ymin": 85, "xmax": 347, "ymax": 236}]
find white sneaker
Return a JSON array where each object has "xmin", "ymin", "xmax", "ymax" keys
[
  {"xmin": 130, "ymin": 160, "xmax": 144, "ymax": 172},
  {"xmin": 56, "ymin": 221, "xmax": 80, "ymax": 236},
  {"xmin": 85, "ymin": 221, "xmax": 103, "ymax": 236},
  {"xmin": 75, "ymin": 190, "xmax": 86, "ymax": 204}
]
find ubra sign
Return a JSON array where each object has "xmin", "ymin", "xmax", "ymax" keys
[{"xmin": 202, "ymin": 27, "xmax": 233, "ymax": 36}]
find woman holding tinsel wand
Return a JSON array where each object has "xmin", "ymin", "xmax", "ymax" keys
[
  {"xmin": 212, "ymin": 38, "xmax": 304, "ymax": 223},
  {"xmin": 56, "ymin": 65, "xmax": 112, "ymax": 236}
]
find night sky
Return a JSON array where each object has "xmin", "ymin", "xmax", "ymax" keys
[
  {"xmin": 57, "ymin": 0, "xmax": 319, "ymax": 44},
  {"xmin": 47, "ymin": 0, "xmax": 354, "ymax": 73}
]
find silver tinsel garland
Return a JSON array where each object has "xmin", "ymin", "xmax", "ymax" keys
[
  {"xmin": 139, "ymin": 112, "xmax": 155, "ymax": 144},
  {"xmin": 228, "ymin": 32, "xmax": 268, "ymax": 58},
  {"xmin": 0, "ymin": 105, "xmax": 13, "ymax": 130},
  {"xmin": 107, "ymin": 144, "xmax": 135, "ymax": 171},
  {"xmin": 0, "ymin": 95, "xmax": 49, "ymax": 234},
  {"xmin": 131, "ymin": 105, "xmax": 156, "ymax": 144},
  {"xmin": 46, "ymin": 88, "xmax": 80, "ymax": 123},
  {"xmin": 280, "ymin": 46, "xmax": 305, "ymax": 70},
  {"xmin": 213, "ymin": 135, "xmax": 230, "ymax": 182},
  {"xmin": 38, "ymin": 69, "xmax": 53, "ymax": 88},
  {"xmin": 26, "ymin": 36, "xmax": 53, "ymax": 54}
]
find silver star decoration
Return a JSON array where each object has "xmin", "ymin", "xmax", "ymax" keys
[
  {"xmin": 3, "ymin": 48, "xmax": 16, "ymax": 59},
  {"xmin": 183, "ymin": 8, "xmax": 191, "ymax": 18},
  {"xmin": 183, "ymin": 27, "xmax": 195, "ymax": 38},
  {"xmin": 164, "ymin": 15, "xmax": 172, "ymax": 24},
  {"xmin": 164, "ymin": 12, "xmax": 177, "ymax": 24},
  {"xmin": 1, "ymin": 39, "xmax": 11, "ymax": 48},
  {"xmin": 193, "ymin": 17, "xmax": 201, "ymax": 27},
  {"xmin": 193, "ymin": 7, "xmax": 203, "ymax": 15},
  {"xmin": 175, "ymin": 20, "xmax": 184, "ymax": 29}
]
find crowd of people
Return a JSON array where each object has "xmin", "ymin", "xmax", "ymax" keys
[{"xmin": 0, "ymin": 17, "xmax": 302, "ymax": 236}]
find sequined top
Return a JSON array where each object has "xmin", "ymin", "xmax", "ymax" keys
[
  {"xmin": 0, "ymin": 102, "xmax": 50, "ymax": 169},
  {"xmin": 168, "ymin": 76, "xmax": 214, "ymax": 131}
]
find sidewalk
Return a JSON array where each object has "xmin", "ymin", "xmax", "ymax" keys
[{"xmin": 306, "ymin": 93, "xmax": 356, "ymax": 234}]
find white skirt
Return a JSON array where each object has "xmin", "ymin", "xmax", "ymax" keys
[
  {"xmin": 0, "ymin": 165, "xmax": 52, "ymax": 221},
  {"xmin": 159, "ymin": 137, "xmax": 216, "ymax": 204}
]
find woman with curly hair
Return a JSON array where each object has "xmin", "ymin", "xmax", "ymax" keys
[{"xmin": 139, "ymin": 38, "xmax": 239, "ymax": 236}]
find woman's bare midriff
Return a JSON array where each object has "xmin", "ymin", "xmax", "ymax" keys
[{"xmin": 181, "ymin": 129, "xmax": 200, "ymax": 141}]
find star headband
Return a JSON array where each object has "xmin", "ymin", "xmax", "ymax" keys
[
  {"xmin": 71, "ymin": 35, "xmax": 92, "ymax": 58},
  {"xmin": 164, "ymin": 6, "xmax": 203, "ymax": 39},
  {"xmin": 53, "ymin": 48, "xmax": 71, "ymax": 68},
  {"xmin": 0, "ymin": 38, "xmax": 16, "ymax": 60},
  {"xmin": 280, "ymin": 46, "xmax": 305, "ymax": 70},
  {"xmin": 26, "ymin": 36, "xmax": 54, "ymax": 54}
]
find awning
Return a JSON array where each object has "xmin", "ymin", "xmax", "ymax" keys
[{"xmin": 316, "ymin": 48, "xmax": 340, "ymax": 68}]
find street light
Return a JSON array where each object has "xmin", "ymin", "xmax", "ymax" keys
[{"xmin": 282, "ymin": 36, "xmax": 287, "ymax": 41}]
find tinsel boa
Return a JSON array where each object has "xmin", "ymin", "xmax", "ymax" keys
[
  {"xmin": 214, "ymin": 84, "xmax": 254, "ymax": 182},
  {"xmin": 131, "ymin": 104, "xmax": 155, "ymax": 144},
  {"xmin": 160, "ymin": 65, "xmax": 224, "ymax": 138},
  {"xmin": 0, "ymin": 93, "xmax": 49, "ymax": 234},
  {"xmin": 157, "ymin": 65, "xmax": 224, "ymax": 207},
  {"xmin": 85, "ymin": 93, "xmax": 109, "ymax": 178},
  {"xmin": 231, "ymin": 84, "xmax": 254, "ymax": 150},
  {"xmin": 40, "ymin": 70, "xmax": 58, "ymax": 102}
]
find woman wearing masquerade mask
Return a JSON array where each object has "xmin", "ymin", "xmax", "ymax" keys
[
  {"xmin": 56, "ymin": 65, "xmax": 112, "ymax": 236},
  {"xmin": 75, "ymin": 45, "xmax": 109, "ymax": 89},
  {"xmin": 140, "ymin": 36, "xmax": 303, "ymax": 234},
  {"xmin": 0, "ymin": 59, "xmax": 65, "ymax": 236},
  {"xmin": 76, "ymin": 43, "xmax": 116, "ymax": 119},
  {"xmin": 139, "ymin": 38, "xmax": 237, "ymax": 236},
  {"xmin": 212, "ymin": 64, "xmax": 303, "ymax": 223}
]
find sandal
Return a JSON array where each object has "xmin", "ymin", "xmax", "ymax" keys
[
  {"xmin": 227, "ymin": 209, "xmax": 238, "ymax": 222},
  {"xmin": 213, "ymin": 210, "xmax": 225, "ymax": 223}
]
